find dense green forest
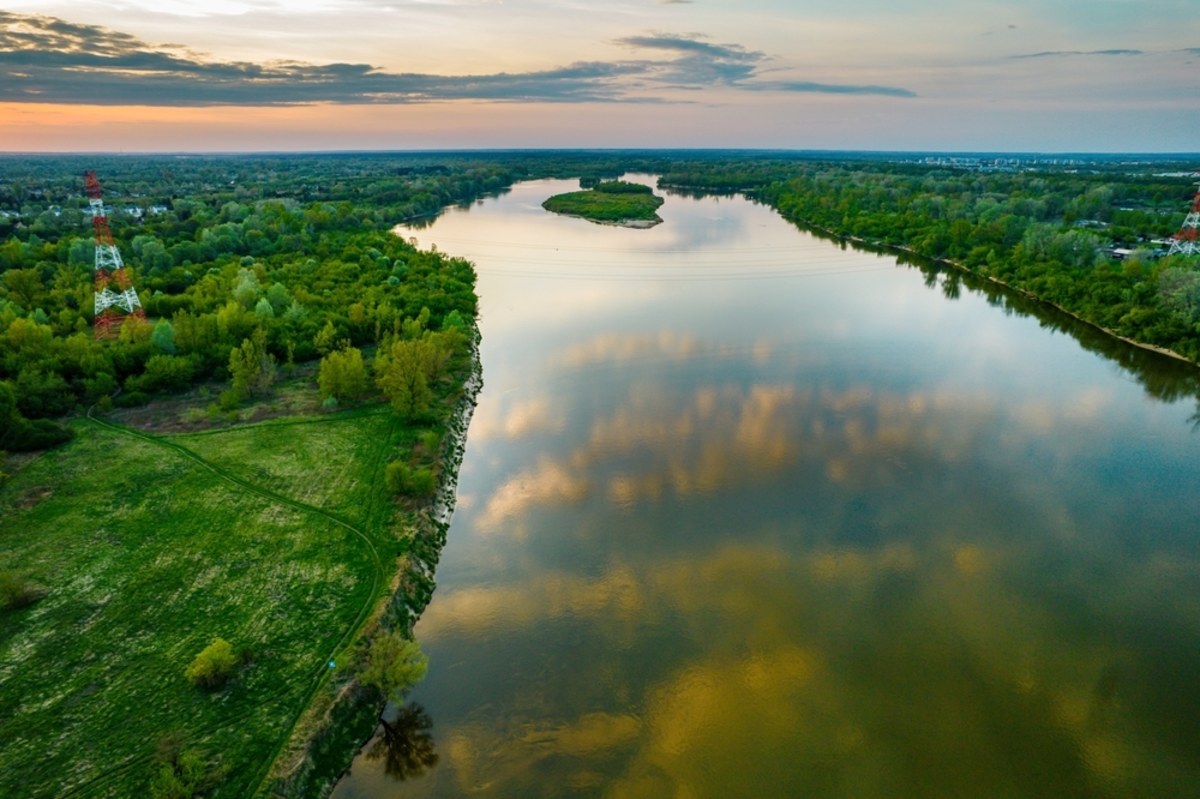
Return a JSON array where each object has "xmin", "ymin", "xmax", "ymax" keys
[
  {"xmin": 542, "ymin": 179, "xmax": 665, "ymax": 224},
  {"xmin": 2, "ymin": 151, "xmax": 1199, "ymax": 460},
  {"xmin": 3, "ymin": 150, "xmax": 1200, "ymax": 797},
  {"xmin": 659, "ymin": 156, "xmax": 1200, "ymax": 362},
  {"xmin": 0, "ymin": 153, "xmax": 673, "ymax": 455}
]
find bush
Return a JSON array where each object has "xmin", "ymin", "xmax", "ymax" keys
[
  {"xmin": 0, "ymin": 570, "xmax": 46, "ymax": 610},
  {"xmin": 149, "ymin": 734, "xmax": 208, "ymax": 799},
  {"xmin": 185, "ymin": 638, "xmax": 239, "ymax": 689},
  {"xmin": 1, "ymin": 418, "xmax": 74, "ymax": 453},
  {"xmin": 385, "ymin": 462, "xmax": 436, "ymax": 499},
  {"xmin": 113, "ymin": 390, "xmax": 150, "ymax": 409}
]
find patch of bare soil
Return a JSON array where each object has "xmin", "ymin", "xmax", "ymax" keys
[
  {"xmin": 16, "ymin": 485, "xmax": 53, "ymax": 510},
  {"xmin": 107, "ymin": 366, "xmax": 325, "ymax": 434}
]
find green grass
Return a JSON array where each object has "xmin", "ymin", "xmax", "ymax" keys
[
  {"xmin": 542, "ymin": 181, "xmax": 664, "ymax": 225},
  {"xmin": 0, "ymin": 403, "xmax": 414, "ymax": 798}
]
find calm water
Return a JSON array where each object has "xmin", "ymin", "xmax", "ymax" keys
[{"xmin": 334, "ymin": 177, "xmax": 1200, "ymax": 798}]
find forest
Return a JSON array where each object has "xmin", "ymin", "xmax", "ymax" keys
[
  {"xmin": 659, "ymin": 155, "xmax": 1200, "ymax": 362},
  {"xmin": 2, "ymin": 150, "xmax": 1199, "ymax": 457},
  {"xmin": 3, "ymin": 150, "xmax": 1200, "ymax": 797}
]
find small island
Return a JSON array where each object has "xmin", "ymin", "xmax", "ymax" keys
[{"xmin": 542, "ymin": 180, "xmax": 665, "ymax": 227}]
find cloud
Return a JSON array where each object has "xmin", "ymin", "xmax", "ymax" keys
[
  {"xmin": 749, "ymin": 80, "xmax": 919, "ymax": 98},
  {"xmin": 617, "ymin": 34, "xmax": 761, "ymax": 64},
  {"xmin": 0, "ymin": 13, "xmax": 918, "ymax": 106},
  {"xmin": 1010, "ymin": 49, "xmax": 1145, "ymax": 59}
]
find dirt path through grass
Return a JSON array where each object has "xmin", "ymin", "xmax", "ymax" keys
[{"xmin": 60, "ymin": 410, "xmax": 390, "ymax": 798}]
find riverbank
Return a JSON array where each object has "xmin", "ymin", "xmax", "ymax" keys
[
  {"xmin": 257, "ymin": 326, "xmax": 482, "ymax": 799},
  {"xmin": 785, "ymin": 217, "xmax": 1200, "ymax": 372}
]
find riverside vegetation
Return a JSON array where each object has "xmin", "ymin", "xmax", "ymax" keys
[
  {"xmin": 2, "ymin": 150, "xmax": 1200, "ymax": 797},
  {"xmin": 541, "ymin": 179, "xmax": 665, "ymax": 226}
]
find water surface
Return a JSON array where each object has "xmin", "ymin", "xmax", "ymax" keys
[{"xmin": 334, "ymin": 177, "xmax": 1200, "ymax": 798}]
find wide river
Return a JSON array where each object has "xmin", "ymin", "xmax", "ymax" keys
[{"xmin": 334, "ymin": 176, "xmax": 1200, "ymax": 798}]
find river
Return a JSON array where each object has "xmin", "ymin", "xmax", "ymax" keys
[{"xmin": 333, "ymin": 176, "xmax": 1200, "ymax": 798}]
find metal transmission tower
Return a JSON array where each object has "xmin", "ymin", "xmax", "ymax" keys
[
  {"xmin": 1167, "ymin": 182, "xmax": 1200, "ymax": 257},
  {"xmin": 84, "ymin": 170, "xmax": 143, "ymax": 338}
]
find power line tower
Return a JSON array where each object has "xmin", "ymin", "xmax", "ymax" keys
[
  {"xmin": 1167, "ymin": 182, "xmax": 1200, "ymax": 257},
  {"xmin": 84, "ymin": 170, "xmax": 143, "ymax": 338}
]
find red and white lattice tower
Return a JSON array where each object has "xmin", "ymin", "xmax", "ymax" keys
[
  {"xmin": 1167, "ymin": 181, "xmax": 1200, "ymax": 257},
  {"xmin": 84, "ymin": 170, "xmax": 143, "ymax": 338}
]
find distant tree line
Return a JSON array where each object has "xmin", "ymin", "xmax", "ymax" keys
[
  {"xmin": 661, "ymin": 157, "xmax": 1200, "ymax": 362},
  {"xmin": 4, "ymin": 151, "xmax": 1200, "ymax": 460}
]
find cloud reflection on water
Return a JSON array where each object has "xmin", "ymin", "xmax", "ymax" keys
[
  {"xmin": 471, "ymin": 372, "xmax": 1134, "ymax": 534},
  {"xmin": 413, "ymin": 537, "xmax": 1200, "ymax": 797}
]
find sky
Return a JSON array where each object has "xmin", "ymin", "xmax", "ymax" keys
[{"xmin": 0, "ymin": 0, "xmax": 1197, "ymax": 152}]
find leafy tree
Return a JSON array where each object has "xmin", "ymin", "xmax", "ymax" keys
[
  {"xmin": 442, "ymin": 309, "xmax": 468, "ymax": 333},
  {"xmin": 151, "ymin": 319, "xmax": 177, "ymax": 354},
  {"xmin": 231, "ymin": 267, "xmax": 260, "ymax": 308},
  {"xmin": 3, "ymin": 268, "xmax": 46, "ymax": 308},
  {"xmin": 223, "ymin": 328, "xmax": 276, "ymax": 407},
  {"xmin": 357, "ymin": 631, "xmax": 428, "ymax": 702},
  {"xmin": 313, "ymin": 319, "xmax": 339, "ymax": 356},
  {"xmin": 185, "ymin": 638, "xmax": 238, "ymax": 689},
  {"xmin": 265, "ymin": 282, "xmax": 292, "ymax": 314},
  {"xmin": 1159, "ymin": 266, "xmax": 1200, "ymax": 322},
  {"xmin": 317, "ymin": 346, "xmax": 368, "ymax": 403},
  {"xmin": 375, "ymin": 338, "xmax": 435, "ymax": 420}
]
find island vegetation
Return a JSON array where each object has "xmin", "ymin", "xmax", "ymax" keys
[
  {"xmin": 542, "ymin": 179, "xmax": 665, "ymax": 226},
  {"xmin": 2, "ymin": 150, "xmax": 1200, "ymax": 798}
]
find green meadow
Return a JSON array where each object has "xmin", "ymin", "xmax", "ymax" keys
[{"xmin": 0, "ymin": 401, "xmax": 419, "ymax": 798}]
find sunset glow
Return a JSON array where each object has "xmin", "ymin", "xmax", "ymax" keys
[{"xmin": 1, "ymin": 1, "xmax": 1197, "ymax": 151}]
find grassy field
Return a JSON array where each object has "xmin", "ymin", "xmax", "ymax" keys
[{"xmin": 0, "ymin": 400, "xmax": 416, "ymax": 798}]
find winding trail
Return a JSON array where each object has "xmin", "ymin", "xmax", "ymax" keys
[{"xmin": 62, "ymin": 409, "xmax": 392, "ymax": 799}]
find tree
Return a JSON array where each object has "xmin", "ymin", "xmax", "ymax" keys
[
  {"xmin": 3, "ymin": 268, "xmax": 46, "ymax": 309},
  {"xmin": 375, "ymin": 338, "xmax": 435, "ymax": 420},
  {"xmin": 357, "ymin": 630, "xmax": 428, "ymax": 702},
  {"xmin": 317, "ymin": 346, "xmax": 368, "ymax": 403},
  {"xmin": 150, "ymin": 319, "xmax": 177, "ymax": 354},
  {"xmin": 231, "ymin": 266, "xmax": 260, "ymax": 308},
  {"xmin": 313, "ymin": 319, "xmax": 339, "ymax": 356},
  {"xmin": 185, "ymin": 638, "xmax": 238, "ymax": 689},
  {"xmin": 223, "ymin": 328, "xmax": 276, "ymax": 407}
]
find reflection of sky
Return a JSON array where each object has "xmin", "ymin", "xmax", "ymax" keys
[{"xmin": 336, "ymin": 183, "xmax": 1200, "ymax": 798}]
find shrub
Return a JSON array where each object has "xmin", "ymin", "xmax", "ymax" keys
[
  {"xmin": 385, "ymin": 462, "xmax": 436, "ymax": 499},
  {"xmin": 0, "ymin": 570, "xmax": 46, "ymax": 610},
  {"xmin": 185, "ymin": 638, "xmax": 238, "ymax": 689},
  {"xmin": 148, "ymin": 734, "xmax": 208, "ymax": 799}
]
